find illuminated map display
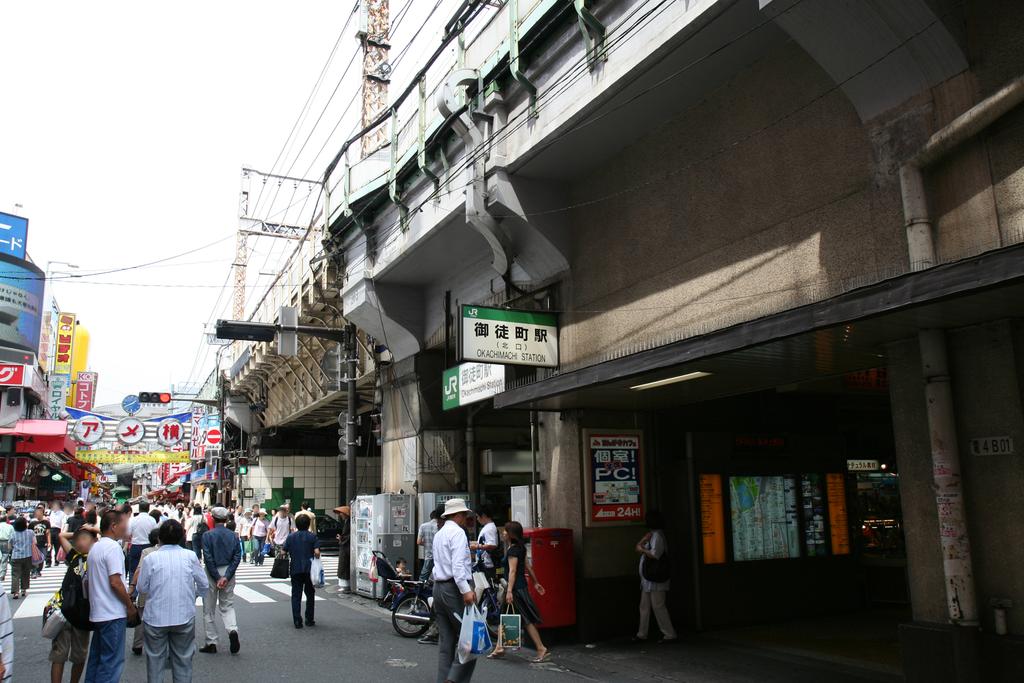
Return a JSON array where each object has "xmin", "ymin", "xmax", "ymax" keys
[{"xmin": 729, "ymin": 476, "xmax": 800, "ymax": 561}]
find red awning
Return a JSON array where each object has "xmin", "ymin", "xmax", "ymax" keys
[{"xmin": 0, "ymin": 419, "xmax": 76, "ymax": 458}]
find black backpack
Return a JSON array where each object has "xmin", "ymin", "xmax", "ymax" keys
[{"xmin": 60, "ymin": 555, "xmax": 93, "ymax": 631}]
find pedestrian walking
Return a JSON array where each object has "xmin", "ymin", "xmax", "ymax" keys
[
  {"xmin": 184, "ymin": 505, "xmax": 202, "ymax": 553},
  {"xmin": 268, "ymin": 504, "xmax": 295, "ymax": 552},
  {"xmin": 129, "ymin": 527, "xmax": 162, "ymax": 657},
  {"xmin": 417, "ymin": 508, "xmax": 439, "ymax": 581},
  {"xmin": 49, "ymin": 501, "xmax": 68, "ymax": 565},
  {"xmin": 431, "ymin": 498, "xmax": 477, "ymax": 683},
  {"xmin": 31, "ymin": 505, "xmax": 51, "ymax": 574},
  {"xmin": 251, "ymin": 510, "xmax": 268, "ymax": 566},
  {"xmin": 333, "ymin": 506, "xmax": 350, "ymax": 591},
  {"xmin": 136, "ymin": 520, "xmax": 208, "ymax": 683},
  {"xmin": 0, "ymin": 515, "xmax": 13, "ymax": 582},
  {"xmin": 489, "ymin": 521, "xmax": 550, "ymax": 662},
  {"xmin": 199, "ymin": 507, "xmax": 241, "ymax": 655},
  {"xmin": 469, "ymin": 506, "xmax": 499, "ymax": 581},
  {"xmin": 237, "ymin": 509, "xmax": 253, "ymax": 563},
  {"xmin": 9, "ymin": 517, "xmax": 34, "ymax": 599},
  {"xmin": 634, "ymin": 510, "xmax": 677, "ymax": 644},
  {"xmin": 295, "ymin": 502, "xmax": 317, "ymax": 534},
  {"xmin": 418, "ymin": 506, "xmax": 445, "ymax": 645},
  {"xmin": 50, "ymin": 526, "xmax": 97, "ymax": 683},
  {"xmin": 84, "ymin": 508, "xmax": 138, "ymax": 683},
  {"xmin": 282, "ymin": 514, "xmax": 320, "ymax": 628},
  {"xmin": 127, "ymin": 501, "xmax": 157, "ymax": 579}
]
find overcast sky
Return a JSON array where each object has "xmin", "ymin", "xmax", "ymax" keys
[{"xmin": 0, "ymin": 2, "xmax": 362, "ymax": 406}]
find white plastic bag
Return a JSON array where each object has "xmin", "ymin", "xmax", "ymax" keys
[
  {"xmin": 310, "ymin": 558, "xmax": 325, "ymax": 588},
  {"xmin": 42, "ymin": 604, "xmax": 67, "ymax": 640},
  {"xmin": 456, "ymin": 604, "xmax": 492, "ymax": 664}
]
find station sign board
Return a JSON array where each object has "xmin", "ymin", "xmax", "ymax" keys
[
  {"xmin": 460, "ymin": 305, "xmax": 557, "ymax": 368},
  {"xmin": 442, "ymin": 362, "xmax": 505, "ymax": 410}
]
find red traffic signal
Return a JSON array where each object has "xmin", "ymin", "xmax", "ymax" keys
[{"xmin": 139, "ymin": 392, "xmax": 172, "ymax": 404}]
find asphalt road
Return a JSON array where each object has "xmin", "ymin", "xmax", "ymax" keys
[{"xmin": 12, "ymin": 557, "xmax": 891, "ymax": 682}]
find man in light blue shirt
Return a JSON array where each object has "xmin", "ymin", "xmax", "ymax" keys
[{"xmin": 136, "ymin": 519, "xmax": 208, "ymax": 683}]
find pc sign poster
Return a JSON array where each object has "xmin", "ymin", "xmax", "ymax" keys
[{"xmin": 584, "ymin": 430, "xmax": 644, "ymax": 526}]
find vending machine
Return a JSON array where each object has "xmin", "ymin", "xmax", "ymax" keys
[
  {"xmin": 372, "ymin": 493, "xmax": 416, "ymax": 581},
  {"xmin": 352, "ymin": 495, "xmax": 375, "ymax": 598}
]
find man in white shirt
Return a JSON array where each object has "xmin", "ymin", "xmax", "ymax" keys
[
  {"xmin": 128, "ymin": 501, "xmax": 158, "ymax": 580},
  {"xmin": 469, "ymin": 506, "xmax": 499, "ymax": 580},
  {"xmin": 431, "ymin": 498, "xmax": 477, "ymax": 683},
  {"xmin": 84, "ymin": 509, "xmax": 138, "ymax": 683},
  {"xmin": 137, "ymin": 518, "xmax": 208, "ymax": 683},
  {"xmin": 48, "ymin": 501, "xmax": 68, "ymax": 565},
  {"xmin": 268, "ymin": 504, "xmax": 296, "ymax": 551}
]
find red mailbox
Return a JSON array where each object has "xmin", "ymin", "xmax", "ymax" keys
[{"xmin": 523, "ymin": 527, "xmax": 575, "ymax": 628}]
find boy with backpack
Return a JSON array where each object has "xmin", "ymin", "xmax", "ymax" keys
[{"xmin": 49, "ymin": 526, "xmax": 97, "ymax": 683}]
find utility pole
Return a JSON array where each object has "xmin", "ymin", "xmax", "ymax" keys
[{"xmin": 359, "ymin": 0, "xmax": 390, "ymax": 156}]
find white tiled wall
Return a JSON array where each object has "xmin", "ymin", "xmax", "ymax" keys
[{"xmin": 239, "ymin": 455, "xmax": 340, "ymax": 513}]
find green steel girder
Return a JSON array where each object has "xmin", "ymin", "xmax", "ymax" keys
[
  {"xmin": 388, "ymin": 108, "xmax": 410, "ymax": 230},
  {"xmin": 509, "ymin": 0, "xmax": 538, "ymax": 118},
  {"xmin": 573, "ymin": 0, "xmax": 607, "ymax": 68},
  {"xmin": 417, "ymin": 76, "xmax": 440, "ymax": 187}
]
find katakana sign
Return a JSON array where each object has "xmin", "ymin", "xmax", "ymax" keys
[
  {"xmin": 72, "ymin": 417, "xmax": 105, "ymax": 446},
  {"xmin": 48, "ymin": 375, "xmax": 69, "ymax": 419},
  {"xmin": 156, "ymin": 418, "xmax": 184, "ymax": 447},
  {"xmin": 116, "ymin": 417, "xmax": 145, "ymax": 445},
  {"xmin": 75, "ymin": 371, "xmax": 98, "ymax": 411},
  {"xmin": 583, "ymin": 430, "xmax": 644, "ymax": 526},
  {"xmin": 460, "ymin": 305, "xmax": 558, "ymax": 368},
  {"xmin": 0, "ymin": 364, "xmax": 24, "ymax": 386},
  {"xmin": 0, "ymin": 212, "xmax": 28, "ymax": 260}
]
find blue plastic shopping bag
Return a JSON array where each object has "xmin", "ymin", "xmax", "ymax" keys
[{"xmin": 456, "ymin": 604, "xmax": 492, "ymax": 664}]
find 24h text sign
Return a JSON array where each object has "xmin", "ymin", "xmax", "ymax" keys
[
  {"xmin": 460, "ymin": 305, "xmax": 557, "ymax": 368},
  {"xmin": 583, "ymin": 430, "xmax": 644, "ymax": 526}
]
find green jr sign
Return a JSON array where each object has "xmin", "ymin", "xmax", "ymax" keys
[{"xmin": 443, "ymin": 362, "xmax": 506, "ymax": 410}]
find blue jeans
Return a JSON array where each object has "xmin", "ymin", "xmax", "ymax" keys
[
  {"xmin": 420, "ymin": 558, "xmax": 434, "ymax": 582},
  {"xmin": 128, "ymin": 544, "xmax": 149, "ymax": 580},
  {"xmin": 85, "ymin": 618, "xmax": 127, "ymax": 683}
]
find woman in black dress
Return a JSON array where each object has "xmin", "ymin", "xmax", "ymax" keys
[{"xmin": 489, "ymin": 521, "xmax": 551, "ymax": 663}]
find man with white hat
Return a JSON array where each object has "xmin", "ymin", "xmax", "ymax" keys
[
  {"xmin": 199, "ymin": 507, "xmax": 242, "ymax": 655},
  {"xmin": 432, "ymin": 498, "xmax": 477, "ymax": 683}
]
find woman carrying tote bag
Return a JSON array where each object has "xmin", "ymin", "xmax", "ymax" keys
[{"xmin": 634, "ymin": 510, "xmax": 677, "ymax": 644}]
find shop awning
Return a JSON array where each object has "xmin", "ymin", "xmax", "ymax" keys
[
  {"xmin": 496, "ymin": 243, "xmax": 1024, "ymax": 411},
  {"xmin": 0, "ymin": 419, "xmax": 76, "ymax": 458}
]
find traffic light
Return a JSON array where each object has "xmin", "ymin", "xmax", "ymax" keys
[
  {"xmin": 238, "ymin": 457, "xmax": 249, "ymax": 475},
  {"xmin": 139, "ymin": 392, "xmax": 172, "ymax": 404}
]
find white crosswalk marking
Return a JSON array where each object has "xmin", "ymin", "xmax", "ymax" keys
[
  {"xmin": 261, "ymin": 582, "xmax": 325, "ymax": 601},
  {"xmin": 9, "ymin": 556, "xmax": 339, "ymax": 618}
]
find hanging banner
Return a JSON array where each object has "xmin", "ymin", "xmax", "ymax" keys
[
  {"xmin": 190, "ymin": 407, "xmax": 205, "ymax": 461},
  {"xmin": 77, "ymin": 450, "xmax": 192, "ymax": 464},
  {"xmin": 460, "ymin": 305, "xmax": 558, "ymax": 368},
  {"xmin": 583, "ymin": 430, "xmax": 644, "ymax": 526},
  {"xmin": 53, "ymin": 313, "xmax": 76, "ymax": 375},
  {"xmin": 48, "ymin": 375, "xmax": 69, "ymax": 419},
  {"xmin": 74, "ymin": 371, "xmax": 98, "ymax": 411}
]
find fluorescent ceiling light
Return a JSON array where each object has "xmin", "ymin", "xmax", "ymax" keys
[{"xmin": 629, "ymin": 371, "xmax": 712, "ymax": 390}]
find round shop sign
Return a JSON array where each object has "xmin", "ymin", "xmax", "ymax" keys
[
  {"xmin": 116, "ymin": 417, "xmax": 146, "ymax": 446},
  {"xmin": 156, "ymin": 418, "xmax": 184, "ymax": 447},
  {"xmin": 72, "ymin": 417, "xmax": 105, "ymax": 446}
]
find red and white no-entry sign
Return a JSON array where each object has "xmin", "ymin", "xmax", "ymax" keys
[{"xmin": 205, "ymin": 428, "xmax": 222, "ymax": 446}]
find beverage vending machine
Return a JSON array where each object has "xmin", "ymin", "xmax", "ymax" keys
[
  {"xmin": 352, "ymin": 495, "xmax": 375, "ymax": 598},
  {"xmin": 372, "ymin": 493, "xmax": 416, "ymax": 582}
]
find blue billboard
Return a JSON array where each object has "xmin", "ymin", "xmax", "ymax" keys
[
  {"xmin": 0, "ymin": 254, "xmax": 44, "ymax": 353},
  {"xmin": 0, "ymin": 213, "xmax": 28, "ymax": 260}
]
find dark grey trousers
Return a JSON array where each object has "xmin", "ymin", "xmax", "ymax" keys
[{"xmin": 434, "ymin": 580, "xmax": 477, "ymax": 683}]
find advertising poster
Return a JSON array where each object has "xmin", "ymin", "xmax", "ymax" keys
[
  {"xmin": 53, "ymin": 312, "xmax": 76, "ymax": 374},
  {"xmin": 699, "ymin": 474, "xmax": 726, "ymax": 564},
  {"xmin": 583, "ymin": 430, "xmax": 643, "ymax": 525},
  {"xmin": 729, "ymin": 476, "xmax": 799, "ymax": 561},
  {"xmin": 800, "ymin": 474, "xmax": 828, "ymax": 556},
  {"xmin": 826, "ymin": 473, "xmax": 851, "ymax": 555},
  {"xmin": 0, "ymin": 254, "xmax": 44, "ymax": 353}
]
